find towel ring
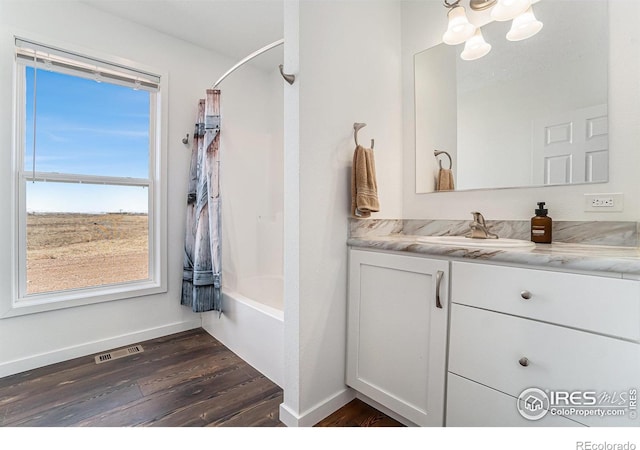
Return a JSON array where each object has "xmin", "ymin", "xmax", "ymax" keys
[
  {"xmin": 354, "ymin": 122, "xmax": 374, "ymax": 149},
  {"xmin": 434, "ymin": 150, "xmax": 452, "ymax": 170}
]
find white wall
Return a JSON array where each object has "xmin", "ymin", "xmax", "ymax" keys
[
  {"xmin": 0, "ymin": 0, "xmax": 276, "ymax": 377},
  {"xmin": 280, "ymin": 0, "xmax": 404, "ymax": 426},
  {"xmin": 402, "ymin": 0, "xmax": 640, "ymax": 221}
]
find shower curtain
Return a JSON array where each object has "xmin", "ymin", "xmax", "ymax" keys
[{"xmin": 182, "ymin": 89, "xmax": 222, "ymax": 313}]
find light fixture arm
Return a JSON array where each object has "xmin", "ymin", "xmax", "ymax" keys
[
  {"xmin": 469, "ymin": 0, "xmax": 498, "ymax": 11},
  {"xmin": 443, "ymin": 0, "xmax": 461, "ymax": 9}
]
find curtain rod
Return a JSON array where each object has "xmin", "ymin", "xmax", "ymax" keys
[{"xmin": 213, "ymin": 38, "xmax": 284, "ymax": 89}]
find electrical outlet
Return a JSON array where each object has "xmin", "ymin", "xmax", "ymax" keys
[
  {"xmin": 584, "ymin": 193, "xmax": 624, "ymax": 212},
  {"xmin": 591, "ymin": 197, "xmax": 614, "ymax": 207}
]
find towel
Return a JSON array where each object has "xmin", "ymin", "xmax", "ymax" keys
[
  {"xmin": 436, "ymin": 168, "xmax": 455, "ymax": 191},
  {"xmin": 351, "ymin": 145, "xmax": 380, "ymax": 218}
]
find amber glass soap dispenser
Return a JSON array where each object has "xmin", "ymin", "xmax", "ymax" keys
[{"xmin": 531, "ymin": 202, "xmax": 552, "ymax": 243}]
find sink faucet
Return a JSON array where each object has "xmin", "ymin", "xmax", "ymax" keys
[{"xmin": 466, "ymin": 211, "xmax": 499, "ymax": 239}]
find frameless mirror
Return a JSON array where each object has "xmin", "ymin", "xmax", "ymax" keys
[{"xmin": 415, "ymin": 0, "xmax": 609, "ymax": 193}]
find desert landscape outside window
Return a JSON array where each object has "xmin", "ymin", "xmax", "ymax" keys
[{"xmin": 16, "ymin": 42, "xmax": 158, "ymax": 298}]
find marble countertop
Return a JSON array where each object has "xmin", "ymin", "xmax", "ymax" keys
[{"xmin": 347, "ymin": 234, "xmax": 640, "ymax": 276}]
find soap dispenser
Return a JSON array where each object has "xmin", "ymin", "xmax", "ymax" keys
[{"xmin": 531, "ymin": 202, "xmax": 552, "ymax": 243}]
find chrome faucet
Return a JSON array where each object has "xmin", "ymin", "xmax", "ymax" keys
[{"xmin": 466, "ymin": 211, "xmax": 499, "ymax": 239}]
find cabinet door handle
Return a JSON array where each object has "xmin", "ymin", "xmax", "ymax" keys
[
  {"xmin": 435, "ymin": 270, "xmax": 444, "ymax": 309},
  {"xmin": 520, "ymin": 290, "xmax": 532, "ymax": 300},
  {"xmin": 519, "ymin": 357, "xmax": 530, "ymax": 367}
]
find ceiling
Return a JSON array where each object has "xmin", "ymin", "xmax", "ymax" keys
[{"xmin": 81, "ymin": 0, "xmax": 284, "ymax": 70}]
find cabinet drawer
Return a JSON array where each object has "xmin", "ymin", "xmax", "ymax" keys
[
  {"xmin": 446, "ymin": 373, "xmax": 584, "ymax": 427},
  {"xmin": 452, "ymin": 261, "xmax": 640, "ymax": 341},
  {"xmin": 449, "ymin": 304, "xmax": 640, "ymax": 427}
]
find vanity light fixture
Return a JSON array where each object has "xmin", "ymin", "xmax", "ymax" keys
[
  {"xmin": 442, "ymin": 0, "xmax": 543, "ymax": 60},
  {"xmin": 442, "ymin": 1, "xmax": 476, "ymax": 45},
  {"xmin": 488, "ymin": 0, "xmax": 531, "ymax": 22},
  {"xmin": 506, "ymin": 6, "xmax": 543, "ymax": 41},
  {"xmin": 461, "ymin": 28, "xmax": 492, "ymax": 60}
]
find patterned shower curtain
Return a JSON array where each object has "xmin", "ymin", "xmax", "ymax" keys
[{"xmin": 182, "ymin": 89, "xmax": 222, "ymax": 313}]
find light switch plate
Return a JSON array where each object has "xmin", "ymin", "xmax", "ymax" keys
[{"xmin": 584, "ymin": 193, "xmax": 624, "ymax": 212}]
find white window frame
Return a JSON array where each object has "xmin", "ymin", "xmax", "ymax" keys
[{"xmin": 3, "ymin": 35, "xmax": 168, "ymax": 318}]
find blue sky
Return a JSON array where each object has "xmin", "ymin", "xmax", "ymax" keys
[{"xmin": 25, "ymin": 67, "xmax": 150, "ymax": 213}]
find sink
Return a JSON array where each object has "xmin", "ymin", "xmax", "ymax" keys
[{"xmin": 415, "ymin": 235, "xmax": 535, "ymax": 249}]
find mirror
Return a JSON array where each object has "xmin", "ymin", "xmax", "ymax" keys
[{"xmin": 415, "ymin": 0, "xmax": 609, "ymax": 193}]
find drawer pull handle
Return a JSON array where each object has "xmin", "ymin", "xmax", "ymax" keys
[
  {"xmin": 519, "ymin": 357, "xmax": 530, "ymax": 367},
  {"xmin": 435, "ymin": 270, "xmax": 444, "ymax": 309},
  {"xmin": 520, "ymin": 290, "xmax": 532, "ymax": 300}
]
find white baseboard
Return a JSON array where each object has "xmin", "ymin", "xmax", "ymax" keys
[
  {"xmin": 0, "ymin": 319, "xmax": 201, "ymax": 378},
  {"xmin": 279, "ymin": 388, "xmax": 356, "ymax": 427}
]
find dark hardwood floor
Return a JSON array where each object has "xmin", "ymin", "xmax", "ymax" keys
[
  {"xmin": 0, "ymin": 328, "xmax": 400, "ymax": 427},
  {"xmin": 0, "ymin": 328, "xmax": 283, "ymax": 427},
  {"xmin": 315, "ymin": 399, "xmax": 404, "ymax": 427}
]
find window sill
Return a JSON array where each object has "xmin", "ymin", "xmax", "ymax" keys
[{"xmin": 1, "ymin": 280, "xmax": 167, "ymax": 319}]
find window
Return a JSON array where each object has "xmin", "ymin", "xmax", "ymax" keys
[{"xmin": 7, "ymin": 38, "xmax": 166, "ymax": 316}]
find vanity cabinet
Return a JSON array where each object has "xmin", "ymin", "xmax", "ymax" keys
[
  {"xmin": 346, "ymin": 247, "xmax": 640, "ymax": 427},
  {"xmin": 447, "ymin": 261, "xmax": 640, "ymax": 427},
  {"xmin": 346, "ymin": 249, "xmax": 449, "ymax": 426}
]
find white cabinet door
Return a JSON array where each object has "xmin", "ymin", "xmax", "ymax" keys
[{"xmin": 346, "ymin": 249, "xmax": 449, "ymax": 426}]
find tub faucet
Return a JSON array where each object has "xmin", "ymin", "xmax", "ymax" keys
[{"xmin": 466, "ymin": 211, "xmax": 499, "ymax": 239}]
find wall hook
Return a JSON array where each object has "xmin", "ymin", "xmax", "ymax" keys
[
  {"xmin": 353, "ymin": 122, "xmax": 374, "ymax": 149},
  {"xmin": 182, "ymin": 133, "xmax": 189, "ymax": 145},
  {"xmin": 279, "ymin": 64, "xmax": 295, "ymax": 85}
]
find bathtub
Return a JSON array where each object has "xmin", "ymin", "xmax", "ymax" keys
[{"xmin": 201, "ymin": 275, "xmax": 284, "ymax": 388}]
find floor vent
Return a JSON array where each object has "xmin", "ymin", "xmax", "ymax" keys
[{"xmin": 94, "ymin": 345, "xmax": 144, "ymax": 364}]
